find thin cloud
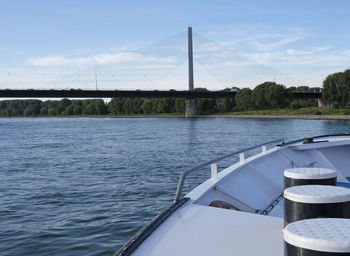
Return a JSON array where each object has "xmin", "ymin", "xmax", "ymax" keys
[
  {"xmin": 204, "ymin": 23, "xmax": 307, "ymax": 51},
  {"xmin": 29, "ymin": 52, "xmax": 179, "ymax": 67},
  {"xmin": 286, "ymin": 46, "xmax": 329, "ymax": 55},
  {"xmin": 246, "ymin": 49, "xmax": 350, "ymax": 67},
  {"xmin": 253, "ymin": 36, "xmax": 303, "ymax": 51}
]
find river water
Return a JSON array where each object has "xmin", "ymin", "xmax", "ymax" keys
[{"xmin": 1, "ymin": 117, "xmax": 349, "ymax": 255}]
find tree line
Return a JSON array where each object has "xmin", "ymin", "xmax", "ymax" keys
[
  {"xmin": 0, "ymin": 97, "xmax": 236, "ymax": 117},
  {"xmin": 0, "ymin": 85, "xmax": 316, "ymax": 117},
  {"xmin": 234, "ymin": 82, "xmax": 320, "ymax": 111}
]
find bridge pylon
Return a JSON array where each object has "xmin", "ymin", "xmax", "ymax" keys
[{"xmin": 185, "ymin": 27, "xmax": 198, "ymax": 118}]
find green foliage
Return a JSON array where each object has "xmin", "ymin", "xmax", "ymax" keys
[
  {"xmin": 197, "ymin": 98, "xmax": 216, "ymax": 114},
  {"xmin": 323, "ymin": 69, "xmax": 350, "ymax": 107},
  {"xmin": 174, "ymin": 98, "xmax": 185, "ymax": 113},
  {"xmin": 264, "ymin": 82, "xmax": 292, "ymax": 108},
  {"xmin": 251, "ymin": 82, "xmax": 292, "ymax": 109},
  {"xmin": 141, "ymin": 99, "xmax": 153, "ymax": 114},
  {"xmin": 252, "ymin": 82, "xmax": 269, "ymax": 109},
  {"xmin": 95, "ymin": 99, "xmax": 107, "ymax": 115},
  {"xmin": 235, "ymin": 88, "xmax": 253, "ymax": 110},
  {"xmin": 289, "ymin": 99, "xmax": 317, "ymax": 109},
  {"xmin": 0, "ymin": 98, "xmax": 109, "ymax": 117},
  {"xmin": 216, "ymin": 99, "xmax": 227, "ymax": 113},
  {"xmin": 108, "ymin": 98, "xmax": 125, "ymax": 115}
]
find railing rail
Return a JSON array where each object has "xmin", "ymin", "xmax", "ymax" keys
[{"xmin": 174, "ymin": 138, "xmax": 284, "ymax": 202}]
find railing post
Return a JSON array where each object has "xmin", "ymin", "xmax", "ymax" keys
[
  {"xmin": 239, "ymin": 153, "xmax": 245, "ymax": 163},
  {"xmin": 211, "ymin": 163, "xmax": 218, "ymax": 181},
  {"xmin": 174, "ymin": 172, "xmax": 187, "ymax": 202}
]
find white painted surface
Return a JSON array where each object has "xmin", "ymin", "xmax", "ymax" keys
[
  {"xmin": 284, "ymin": 185, "xmax": 350, "ymax": 203},
  {"xmin": 132, "ymin": 204, "xmax": 284, "ymax": 256},
  {"xmin": 193, "ymin": 136, "xmax": 350, "ymax": 217},
  {"xmin": 284, "ymin": 218, "xmax": 350, "ymax": 252},
  {"xmin": 239, "ymin": 153, "xmax": 245, "ymax": 163},
  {"xmin": 284, "ymin": 167, "xmax": 336, "ymax": 179},
  {"xmin": 319, "ymin": 145, "xmax": 350, "ymax": 179},
  {"xmin": 129, "ymin": 135, "xmax": 350, "ymax": 255},
  {"xmin": 210, "ymin": 163, "xmax": 218, "ymax": 181}
]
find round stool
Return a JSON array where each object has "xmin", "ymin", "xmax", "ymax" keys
[
  {"xmin": 284, "ymin": 218, "xmax": 350, "ymax": 255},
  {"xmin": 284, "ymin": 167, "xmax": 337, "ymax": 190},
  {"xmin": 284, "ymin": 185, "xmax": 350, "ymax": 226}
]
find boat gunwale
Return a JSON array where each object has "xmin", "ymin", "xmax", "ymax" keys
[
  {"xmin": 279, "ymin": 133, "xmax": 350, "ymax": 147},
  {"xmin": 174, "ymin": 138, "xmax": 284, "ymax": 202},
  {"xmin": 183, "ymin": 134, "xmax": 350, "ymax": 204}
]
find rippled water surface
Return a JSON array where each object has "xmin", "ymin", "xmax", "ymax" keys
[{"xmin": 1, "ymin": 117, "xmax": 350, "ymax": 255}]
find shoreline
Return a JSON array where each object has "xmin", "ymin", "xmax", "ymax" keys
[
  {"xmin": 2, "ymin": 114, "xmax": 350, "ymax": 120},
  {"xmin": 195, "ymin": 114, "xmax": 350, "ymax": 120}
]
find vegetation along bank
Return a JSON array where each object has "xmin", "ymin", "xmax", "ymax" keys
[{"xmin": 1, "ymin": 69, "xmax": 349, "ymax": 118}]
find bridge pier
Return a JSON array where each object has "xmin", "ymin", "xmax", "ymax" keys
[
  {"xmin": 317, "ymin": 98, "xmax": 326, "ymax": 108},
  {"xmin": 185, "ymin": 99, "xmax": 197, "ymax": 118}
]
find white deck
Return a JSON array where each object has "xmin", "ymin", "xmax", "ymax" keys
[
  {"xmin": 133, "ymin": 204, "xmax": 283, "ymax": 256},
  {"xmin": 129, "ymin": 135, "xmax": 350, "ymax": 256}
]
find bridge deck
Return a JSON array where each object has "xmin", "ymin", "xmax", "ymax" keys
[{"xmin": 0, "ymin": 90, "xmax": 321, "ymax": 99}]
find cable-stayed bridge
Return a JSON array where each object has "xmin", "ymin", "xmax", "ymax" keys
[{"xmin": 0, "ymin": 27, "xmax": 321, "ymax": 116}]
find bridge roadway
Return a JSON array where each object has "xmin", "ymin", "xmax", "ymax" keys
[{"xmin": 0, "ymin": 89, "xmax": 322, "ymax": 99}]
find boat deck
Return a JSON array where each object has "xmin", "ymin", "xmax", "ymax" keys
[
  {"xmin": 117, "ymin": 135, "xmax": 350, "ymax": 256},
  {"xmin": 132, "ymin": 204, "xmax": 283, "ymax": 256}
]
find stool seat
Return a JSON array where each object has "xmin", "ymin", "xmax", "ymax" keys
[
  {"xmin": 284, "ymin": 218, "xmax": 350, "ymax": 253},
  {"xmin": 284, "ymin": 185, "xmax": 350, "ymax": 204},
  {"xmin": 284, "ymin": 167, "xmax": 336, "ymax": 180}
]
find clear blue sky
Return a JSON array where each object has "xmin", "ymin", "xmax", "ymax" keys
[{"xmin": 1, "ymin": 0, "xmax": 350, "ymax": 88}]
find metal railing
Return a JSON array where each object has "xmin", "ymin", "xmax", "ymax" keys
[{"xmin": 174, "ymin": 138, "xmax": 284, "ymax": 202}]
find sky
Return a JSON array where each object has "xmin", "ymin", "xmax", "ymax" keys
[{"xmin": 1, "ymin": 0, "xmax": 350, "ymax": 90}]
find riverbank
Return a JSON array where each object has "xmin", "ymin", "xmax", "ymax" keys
[
  {"xmin": 2, "ymin": 113, "xmax": 350, "ymax": 120},
  {"xmin": 2, "ymin": 108, "xmax": 350, "ymax": 120},
  {"xmin": 199, "ymin": 107, "xmax": 350, "ymax": 120},
  {"xmin": 197, "ymin": 114, "xmax": 350, "ymax": 120}
]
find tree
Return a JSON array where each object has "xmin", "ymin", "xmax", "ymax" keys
[
  {"xmin": 252, "ymin": 83, "xmax": 269, "ymax": 109},
  {"xmin": 197, "ymin": 98, "xmax": 216, "ymax": 114},
  {"xmin": 216, "ymin": 99, "xmax": 227, "ymax": 113},
  {"xmin": 175, "ymin": 98, "xmax": 185, "ymax": 113},
  {"xmin": 323, "ymin": 70, "xmax": 350, "ymax": 107},
  {"xmin": 252, "ymin": 82, "xmax": 291, "ymax": 109},
  {"xmin": 235, "ymin": 88, "xmax": 253, "ymax": 110},
  {"xmin": 48, "ymin": 108, "xmax": 57, "ymax": 115},
  {"xmin": 108, "ymin": 98, "xmax": 125, "ymax": 115},
  {"xmin": 58, "ymin": 98, "xmax": 71, "ymax": 114},
  {"xmin": 62, "ymin": 105, "xmax": 74, "ymax": 115},
  {"xmin": 72, "ymin": 102, "xmax": 82, "ymax": 115},
  {"xmin": 141, "ymin": 99, "xmax": 153, "ymax": 114},
  {"xmin": 40, "ymin": 105, "xmax": 48, "ymax": 115},
  {"xmin": 296, "ymin": 86, "xmax": 310, "ymax": 92},
  {"xmin": 95, "ymin": 99, "xmax": 107, "ymax": 115},
  {"xmin": 264, "ymin": 83, "xmax": 292, "ymax": 108},
  {"xmin": 23, "ymin": 100, "xmax": 41, "ymax": 116}
]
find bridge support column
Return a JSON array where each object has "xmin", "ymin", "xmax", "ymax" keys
[
  {"xmin": 317, "ymin": 98, "xmax": 326, "ymax": 108},
  {"xmin": 185, "ymin": 99, "xmax": 197, "ymax": 118}
]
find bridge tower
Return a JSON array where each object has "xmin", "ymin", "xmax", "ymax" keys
[{"xmin": 185, "ymin": 27, "xmax": 198, "ymax": 118}]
